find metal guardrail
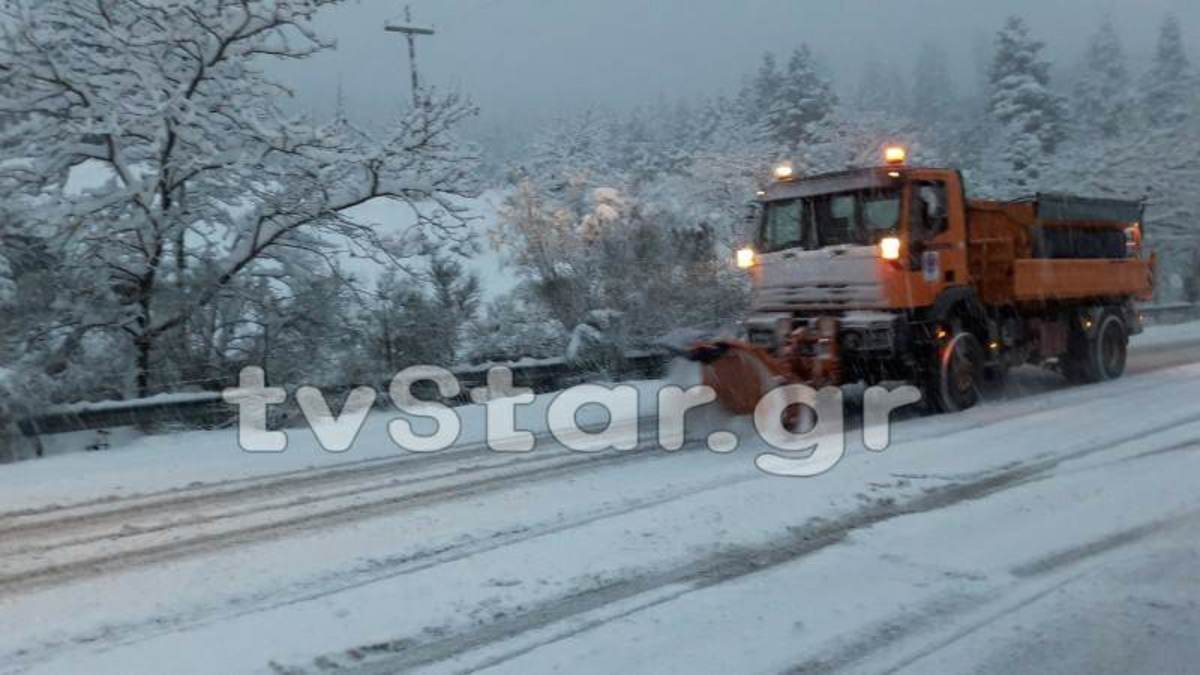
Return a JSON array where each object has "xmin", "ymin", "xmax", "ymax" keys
[
  {"xmin": 17, "ymin": 353, "xmax": 670, "ymax": 438},
  {"xmin": 1138, "ymin": 302, "xmax": 1200, "ymax": 325}
]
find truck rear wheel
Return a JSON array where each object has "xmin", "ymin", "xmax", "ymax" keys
[
  {"xmin": 1063, "ymin": 313, "xmax": 1127, "ymax": 384},
  {"xmin": 928, "ymin": 333, "xmax": 985, "ymax": 413}
]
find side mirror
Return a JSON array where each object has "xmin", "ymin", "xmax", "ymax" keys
[{"xmin": 743, "ymin": 201, "xmax": 761, "ymax": 243}]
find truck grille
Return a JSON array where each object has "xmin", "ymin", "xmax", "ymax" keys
[{"xmin": 752, "ymin": 282, "xmax": 886, "ymax": 311}]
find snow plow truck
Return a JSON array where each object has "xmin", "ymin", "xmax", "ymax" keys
[{"xmin": 690, "ymin": 146, "xmax": 1155, "ymax": 414}]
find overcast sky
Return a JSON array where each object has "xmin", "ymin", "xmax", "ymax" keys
[{"xmin": 273, "ymin": 0, "xmax": 1199, "ymax": 130}]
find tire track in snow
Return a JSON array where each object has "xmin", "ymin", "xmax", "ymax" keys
[
  {"xmin": 315, "ymin": 414, "xmax": 1200, "ymax": 675},
  {"xmin": 0, "ymin": 423, "xmax": 602, "ymax": 533},
  {"xmin": 0, "ymin": 464, "xmax": 762, "ymax": 674},
  {"xmin": 0, "ymin": 427, "xmax": 700, "ymax": 597},
  {"xmin": 0, "ymin": 414, "xmax": 657, "ymax": 555},
  {"xmin": 1, "ymin": 447, "xmax": 603, "ymax": 559},
  {"xmin": 872, "ymin": 510, "xmax": 1200, "ymax": 675},
  {"xmin": 781, "ymin": 506, "xmax": 1200, "ymax": 674}
]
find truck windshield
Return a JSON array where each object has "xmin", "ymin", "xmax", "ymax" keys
[{"xmin": 760, "ymin": 188, "xmax": 901, "ymax": 252}]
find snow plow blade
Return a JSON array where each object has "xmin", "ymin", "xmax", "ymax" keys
[{"xmin": 685, "ymin": 340, "xmax": 792, "ymax": 415}]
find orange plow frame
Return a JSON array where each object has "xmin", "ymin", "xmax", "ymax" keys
[{"xmin": 686, "ymin": 320, "xmax": 843, "ymax": 416}]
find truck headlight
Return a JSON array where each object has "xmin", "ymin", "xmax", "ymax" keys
[
  {"xmin": 879, "ymin": 237, "xmax": 902, "ymax": 261},
  {"xmin": 736, "ymin": 247, "xmax": 758, "ymax": 269}
]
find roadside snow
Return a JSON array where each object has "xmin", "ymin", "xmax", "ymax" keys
[
  {"xmin": 4, "ymin": 320, "xmax": 1200, "ymax": 514},
  {"xmin": 0, "ymin": 381, "xmax": 666, "ymax": 514}
]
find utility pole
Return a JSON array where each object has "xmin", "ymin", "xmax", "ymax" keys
[{"xmin": 384, "ymin": 5, "xmax": 435, "ymax": 107}]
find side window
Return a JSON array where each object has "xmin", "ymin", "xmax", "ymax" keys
[
  {"xmin": 762, "ymin": 200, "xmax": 802, "ymax": 252},
  {"xmin": 912, "ymin": 181, "xmax": 949, "ymax": 241}
]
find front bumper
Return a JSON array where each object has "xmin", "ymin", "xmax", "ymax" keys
[{"xmin": 744, "ymin": 311, "xmax": 903, "ymax": 355}]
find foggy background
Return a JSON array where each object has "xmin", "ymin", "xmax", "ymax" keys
[{"xmin": 275, "ymin": 0, "xmax": 1199, "ymax": 132}]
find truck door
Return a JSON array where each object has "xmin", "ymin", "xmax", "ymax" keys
[{"xmin": 906, "ymin": 173, "xmax": 968, "ymax": 302}]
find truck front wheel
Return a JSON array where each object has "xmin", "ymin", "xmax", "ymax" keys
[{"xmin": 928, "ymin": 332, "xmax": 985, "ymax": 413}]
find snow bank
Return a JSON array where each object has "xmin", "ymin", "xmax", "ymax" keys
[{"xmin": 0, "ymin": 380, "xmax": 666, "ymax": 513}]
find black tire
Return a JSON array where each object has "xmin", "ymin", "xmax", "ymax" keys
[
  {"xmin": 1063, "ymin": 313, "xmax": 1127, "ymax": 384},
  {"xmin": 1095, "ymin": 314, "xmax": 1128, "ymax": 380},
  {"xmin": 928, "ymin": 332, "xmax": 985, "ymax": 413}
]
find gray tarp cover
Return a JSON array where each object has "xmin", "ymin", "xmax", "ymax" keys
[{"xmin": 1034, "ymin": 193, "xmax": 1144, "ymax": 224}]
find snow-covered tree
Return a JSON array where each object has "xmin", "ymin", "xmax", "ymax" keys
[
  {"xmin": 1144, "ymin": 14, "xmax": 1192, "ymax": 128},
  {"xmin": 0, "ymin": 0, "xmax": 479, "ymax": 396},
  {"xmin": 463, "ymin": 288, "xmax": 566, "ymax": 364},
  {"xmin": 988, "ymin": 16, "xmax": 1067, "ymax": 191},
  {"xmin": 747, "ymin": 52, "xmax": 785, "ymax": 126},
  {"xmin": 495, "ymin": 175, "xmax": 746, "ymax": 350},
  {"xmin": 610, "ymin": 108, "xmax": 665, "ymax": 189},
  {"xmin": 765, "ymin": 46, "xmax": 837, "ymax": 148},
  {"xmin": 1073, "ymin": 18, "xmax": 1132, "ymax": 140},
  {"xmin": 525, "ymin": 108, "xmax": 615, "ymax": 187},
  {"xmin": 358, "ymin": 264, "xmax": 476, "ymax": 376},
  {"xmin": 659, "ymin": 99, "xmax": 702, "ymax": 175}
]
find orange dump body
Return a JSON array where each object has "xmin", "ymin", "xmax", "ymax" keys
[{"xmin": 966, "ymin": 199, "xmax": 1154, "ymax": 307}]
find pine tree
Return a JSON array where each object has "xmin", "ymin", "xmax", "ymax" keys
[
  {"xmin": 765, "ymin": 46, "xmax": 837, "ymax": 148},
  {"xmin": 910, "ymin": 42, "xmax": 956, "ymax": 123},
  {"xmin": 750, "ymin": 53, "xmax": 785, "ymax": 123},
  {"xmin": 988, "ymin": 16, "xmax": 1066, "ymax": 190},
  {"xmin": 527, "ymin": 109, "xmax": 614, "ymax": 188},
  {"xmin": 1074, "ymin": 18, "xmax": 1132, "ymax": 140},
  {"xmin": 1144, "ymin": 14, "xmax": 1192, "ymax": 128},
  {"xmin": 613, "ymin": 108, "xmax": 662, "ymax": 188},
  {"xmin": 661, "ymin": 99, "xmax": 700, "ymax": 174}
]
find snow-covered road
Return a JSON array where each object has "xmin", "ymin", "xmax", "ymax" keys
[{"xmin": 3, "ymin": 329, "xmax": 1200, "ymax": 674}]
